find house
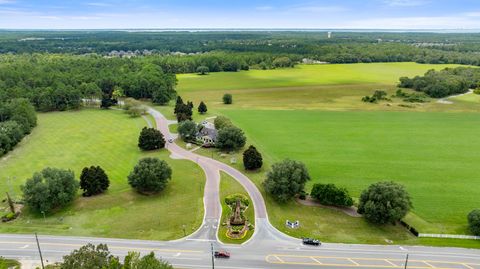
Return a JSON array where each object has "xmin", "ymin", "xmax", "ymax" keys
[{"xmin": 197, "ymin": 121, "xmax": 217, "ymax": 146}]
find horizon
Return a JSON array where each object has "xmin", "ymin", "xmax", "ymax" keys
[{"xmin": 1, "ymin": 0, "xmax": 480, "ymax": 29}]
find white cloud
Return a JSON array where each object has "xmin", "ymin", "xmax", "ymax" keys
[
  {"xmin": 464, "ymin": 11, "xmax": 480, "ymax": 17},
  {"xmin": 256, "ymin": 6, "xmax": 273, "ymax": 11},
  {"xmin": 86, "ymin": 2, "xmax": 112, "ymax": 7},
  {"xmin": 383, "ymin": 0, "xmax": 429, "ymax": 7},
  {"xmin": 290, "ymin": 4, "xmax": 346, "ymax": 13},
  {"xmin": 0, "ymin": 0, "xmax": 15, "ymax": 4}
]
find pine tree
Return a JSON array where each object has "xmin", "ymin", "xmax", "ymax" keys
[
  {"xmin": 198, "ymin": 101, "xmax": 208, "ymax": 114},
  {"xmin": 243, "ymin": 145, "xmax": 263, "ymax": 170}
]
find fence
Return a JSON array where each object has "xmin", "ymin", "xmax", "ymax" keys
[{"xmin": 419, "ymin": 233, "xmax": 480, "ymax": 240}]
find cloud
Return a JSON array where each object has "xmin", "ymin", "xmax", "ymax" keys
[
  {"xmin": 346, "ymin": 16, "xmax": 480, "ymax": 29},
  {"xmin": 86, "ymin": 2, "xmax": 112, "ymax": 7},
  {"xmin": 256, "ymin": 6, "xmax": 273, "ymax": 11},
  {"xmin": 290, "ymin": 4, "xmax": 346, "ymax": 13},
  {"xmin": 0, "ymin": 0, "xmax": 15, "ymax": 4},
  {"xmin": 464, "ymin": 11, "xmax": 480, "ymax": 17},
  {"xmin": 383, "ymin": 0, "xmax": 429, "ymax": 7}
]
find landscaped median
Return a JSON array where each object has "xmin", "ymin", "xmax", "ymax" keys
[{"xmin": 218, "ymin": 172, "xmax": 255, "ymax": 244}]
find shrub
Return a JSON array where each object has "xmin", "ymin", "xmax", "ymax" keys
[
  {"xmin": 357, "ymin": 181, "xmax": 412, "ymax": 224},
  {"xmin": 468, "ymin": 209, "xmax": 480, "ymax": 236},
  {"xmin": 80, "ymin": 166, "xmax": 110, "ymax": 197},
  {"xmin": 243, "ymin": 145, "xmax": 263, "ymax": 170},
  {"xmin": 178, "ymin": 120, "xmax": 198, "ymax": 141},
  {"xmin": 474, "ymin": 88, "xmax": 480, "ymax": 95},
  {"xmin": 223, "ymin": 93, "xmax": 233, "ymax": 104},
  {"xmin": 128, "ymin": 158, "xmax": 172, "ymax": 194},
  {"xmin": 214, "ymin": 116, "xmax": 233, "ymax": 130},
  {"xmin": 21, "ymin": 168, "xmax": 78, "ymax": 213},
  {"xmin": 263, "ymin": 159, "xmax": 310, "ymax": 202},
  {"xmin": 198, "ymin": 101, "xmax": 208, "ymax": 114},
  {"xmin": 138, "ymin": 127, "xmax": 165, "ymax": 151},
  {"xmin": 224, "ymin": 194, "xmax": 249, "ymax": 207},
  {"xmin": 310, "ymin": 184, "xmax": 353, "ymax": 207},
  {"xmin": 216, "ymin": 126, "xmax": 246, "ymax": 151}
]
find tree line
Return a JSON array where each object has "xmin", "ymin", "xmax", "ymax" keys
[
  {"xmin": 398, "ymin": 67, "xmax": 480, "ymax": 98},
  {"xmin": 0, "ymin": 98, "xmax": 37, "ymax": 157}
]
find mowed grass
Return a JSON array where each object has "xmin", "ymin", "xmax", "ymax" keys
[
  {"xmin": 221, "ymin": 109, "xmax": 480, "ymax": 235},
  {"xmin": 176, "ymin": 63, "xmax": 476, "ymax": 111},
  {"xmin": 0, "ymin": 109, "xmax": 204, "ymax": 240},
  {"xmin": 218, "ymin": 172, "xmax": 254, "ymax": 244}
]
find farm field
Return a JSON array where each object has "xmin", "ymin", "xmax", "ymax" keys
[
  {"xmin": 0, "ymin": 109, "xmax": 205, "ymax": 240},
  {"xmin": 176, "ymin": 63, "xmax": 478, "ymax": 111}
]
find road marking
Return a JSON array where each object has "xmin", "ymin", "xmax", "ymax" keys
[
  {"xmin": 423, "ymin": 261, "xmax": 436, "ymax": 268},
  {"xmin": 399, "ymin": 247, "xmax": 407, "ymax": 251},
  {"xmin": 185, "ymin": 239, "xmax": 216, "ymax": 242},
  {"xmin": 174, "ymin": 253, "xmax": 181, "ymax": 257},
  {"xmin": 265, "ymin": 254, "xmax": 480, "ymax": 269},
  {"xmin": 310, "ymin": 257, "xmax": 322, "ymax": 264},
  {"xmin": 385, "ymin": 259, "xmax": 398, "ymax": 266},
  {"xmin": 20, "ymin": 244, "xmax": 29, "ymax": 249},
  {"xmin": 348, "ymin": 258, "xmax": 360, "ymax": 266}
]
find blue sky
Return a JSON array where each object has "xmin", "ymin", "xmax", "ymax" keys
[{"xmin": 0, "ymin": 0, "xmax": 479, "ymax": 29}]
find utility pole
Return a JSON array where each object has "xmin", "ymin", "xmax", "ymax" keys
[
  {"xmin": 35, "ymin": 233, "xmax": 45, "ymax": 269},
  {"xmin": 211, "ymin": 243, "xmax": 215, "ymax": 269},
  {"xmin": 404, "ymin": 253, "xmax": 409, "ymax": 269}
]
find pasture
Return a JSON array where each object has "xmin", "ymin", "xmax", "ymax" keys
[
  {"xmin": 222, "ymin": 109, "xmax": 480, "ymax": 234},
  {"xmin": 0, "ymin": 109, "xmax": 204, "ymax": 240}
]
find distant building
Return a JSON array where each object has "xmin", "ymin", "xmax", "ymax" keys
[{"xmin": 328, "ymin": 32, "xmax": 332, "ymax": 39}]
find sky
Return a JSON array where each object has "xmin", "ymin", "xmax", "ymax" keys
[{"xmin": 0, "ymin": 0, "xmax": 480, "ymax": 29}]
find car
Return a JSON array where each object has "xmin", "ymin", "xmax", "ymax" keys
[
  {"xmin": 302, "ymin": 238, "xmax": 321, "ymax": 246},
  {"xmin": 214, "ymin": 251, "xmax": 230, "ymax": 258},
  {"xmin": 168, "ymin": 138, "xmax": 173, "ymax": 143}
]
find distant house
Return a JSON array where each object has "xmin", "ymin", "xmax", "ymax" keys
[{"xmin": 197, "ymin": 121, "xmax": 217, "ymax": 146}]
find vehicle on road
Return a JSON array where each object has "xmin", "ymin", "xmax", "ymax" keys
[
  {"xmin": 168, "ymin": 138, "xmax": 173, "ymax": 143},
  {"xmin": 303, "ymin": 238, "xmax": 321, "ymax": 246},
  {"xmin": 214, "ymin": 251, "xmax": 231, "ymax": 258}
]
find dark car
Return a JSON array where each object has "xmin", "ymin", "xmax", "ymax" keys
[
  {"xmin": 214, "ymin": 251, "xmax": 230, "ymax": 258},
  {"xmin": 303, "ymin": 238, "xmax": 321, "ymax": 246}
]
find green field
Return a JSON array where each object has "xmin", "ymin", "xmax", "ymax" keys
[
  {"xmin": 175, "ymin": 63, "xmax": 478, "ymax": 111},
  {"xmin": 218, "ymin": 172, "xmax": 255, "ymax": 244},
  {"xmin": 221, "ymin": 110, "xmax": 480, "ymax": 234},
  {"xmin": 0, "ymin": 109, "xmax": 204, "ymax": 240}
]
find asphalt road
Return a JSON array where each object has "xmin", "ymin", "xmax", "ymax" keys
[{"xmin": 2, "ymin": 107, "xmax": 480, "ymax": 268}]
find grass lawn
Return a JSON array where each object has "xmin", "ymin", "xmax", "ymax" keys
[
  {"xmin": 0, "ymin": 258, "xmax": 20, "ymax": 269},
  {"xmin": 218, "ymin": 172, "xmax": 254, "ymax": 244},
  {"xmin": 175, "ymin": 63, "xmax": 480, "ymax": 112},
  {"xmin": 220, "ymin": 109, "xmax": 480, "ymax": 235},
  {"xmin": 0, "ymin": 109, "xmax": 204, "ymax": 240}
]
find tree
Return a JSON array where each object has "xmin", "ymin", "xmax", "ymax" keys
[
  {"xmin": 174, "ymin": 96, "xmax": 184, "ymax": 115},
  {"xmin": 61, "ymin": 244, "xmax": 119, "ymax": 269},
  {"xmin": 126, "ymin": 252, "xmax": 173, "ymax": 269},
  {"xmin": 198, "ymin": 101, "xmax": 208, "ymax": 114},
  {"xmin": 272, "ymin": 57, "xmax": 293, "ymax": 68},
  {"xmin": 223, "ymin": 93, "xmax": 233, "ymax": 104},
  {"xmin": 263, "ymin": 159, "xmax": 310, "ymax": 202},
  {"xmin": 216, "ymin": 126, "xmax": 246, "ymax": 151},
  {"xmin": 243, "ymin": 145, "xmax": 263, "ymax": 170},
  {"xmin": 357, "ymin": 181, "xmax": 412, "ymax": 224},
  {"xmin": 177, "ymin": 120, "xmax": 197, "ymax": 141},
  {"xmin": 310, "ymin": 184, "xmax": 353, "ymax": 207},
  {"xmin": 214, "ymin": 116, "xmax": 232, "ymax": 130},
  {"xmin": 21, "ymin": 168, "xmax": 78, "ymax": 213},
  {"xmin": 138, "ymin": 127, "xmax": 165, "ymax": 151},
  {"xmin": 174, "ymin": 97, "xmax": 193, "ymax": 122},
  {"xmin": 128, "ymin": 158, "xmax": 172, "ymax": 194},
  {"xmin": 468, "ymin": 209, "xmax": 480, "ymax": 236},
  {"xmin": 80, "ymin": 166, "xmax": 110, "ymax": 197},
  {"xmin": 196, "ymin": 65, "xmax": 209, "ymax": 75}
]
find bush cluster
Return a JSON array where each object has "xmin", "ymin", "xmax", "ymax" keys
[
  {"xmin": 263, "ymin": 159, "xmax": 310, "ymax": 202},
  {"xmin": 138, "ymin": 127, "xmax": 165, "ymax": 151},
  {"xmin": 310, "ymin": 183, "xmax": 353, "ymax": 207}
]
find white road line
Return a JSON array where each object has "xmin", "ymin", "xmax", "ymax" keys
[
  {"xmin": 20, "ymin": 244, "xmax": 29, "ymax": 249},
  {"xmin": 348, "ymin": 258, "xmax": 360, "ymax": 266},
  {"xmin": 462, "ymin": 263, "xmax": 475, "ymax": 269},
  {"xmin": 385, "ymin": 259, "xmax": 398, "ymax": 266},
  {"xmin": 310, "ymin": 257, "xmax": 323, "ymax": 264},
  {"xmin": 423, "ymin": 261, "xmax": 436, "ymax": 268}
]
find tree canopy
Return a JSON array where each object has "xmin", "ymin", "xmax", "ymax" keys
[
  {"xmin": 177, "ymin": 120, "xmax": 198, "ymax": 142},
  {"xmin": 216, "ymin": 126, "xmax": 246, "ymax": 151},
  {"xmin": 138, "ymin": 127, "xmax": 165, "ymax": 151},
  {"xmin": 21, "ymin": 167, "xmax": 79, "ymax": 213},
  {"xmin": 357, "ymin": 181, "xmax": 412, "ymax": 224},
  {"xmin": 263, "ymin": 159, "xmax": 310, "ymax": 202},
  {"xmin": 243, "ymin": 145, "xmax": 263, "ymax": 170},
  {"xmin": 128, "ymin": 158, "xmax": 172, "ymax": 194},
  {"xmin": 80, "ymin": 166, "xmax": 110, "ymax": 197}
]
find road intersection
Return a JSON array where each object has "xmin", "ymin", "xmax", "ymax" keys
[{"xmin": 1, "ymin": 106, "xmax": 480, "ymax": 268}]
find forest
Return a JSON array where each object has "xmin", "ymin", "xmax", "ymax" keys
[
  {"xmin": 399, "ymin": 67, "xmax": 480, "ymax": 98},
  {"xmin": 3, "ymin": 30, "xmax": 480, "ymax": 65}
]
